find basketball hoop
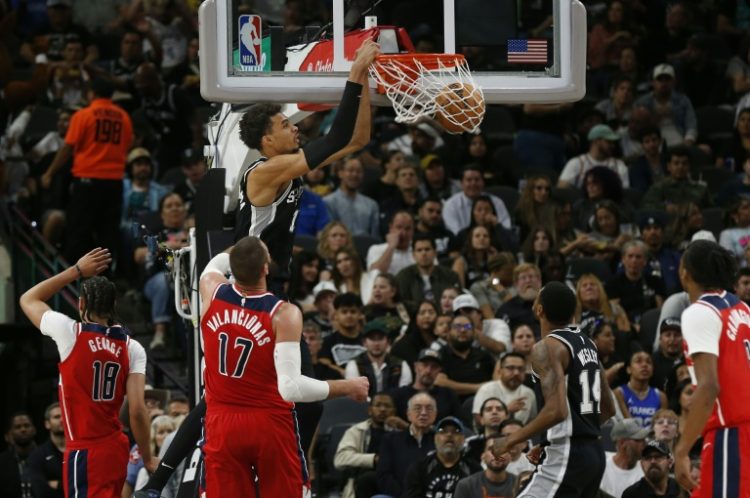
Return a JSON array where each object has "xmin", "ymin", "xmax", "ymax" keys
[{"xmin": 369, "ymin": 53, "xmax": 485, "ymax": 134}]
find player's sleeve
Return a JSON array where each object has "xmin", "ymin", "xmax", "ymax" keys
[
  {"xmin": 39, "ymin": 310, "xmax": 78, "ymax": 361},
  {"xmin": 128, "ymin": 339, "xmax": 148, "ymax": 375},
  {"xmin": 681, "ymin": 303, "xmax": 722, "ymax": 357},
  {"xmin": 344, "ymin": 360, "xmax": 358, "ymax": 379}
]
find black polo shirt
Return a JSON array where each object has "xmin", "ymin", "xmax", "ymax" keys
[
  {"xmin": 442, "ymin": 346, "xmax": 495, "ymax": 393},
  {"xmin": 621, "ymin": 477, "xmax": 680, "ymax": 498},
  {"xmin": 605, "ymin": 273, "xmax": 666, "ymax": 324}
]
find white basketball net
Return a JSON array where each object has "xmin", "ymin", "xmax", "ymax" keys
[{"xmin": 369, "ymin": 55, "xmax": 485, "ymax": 134}]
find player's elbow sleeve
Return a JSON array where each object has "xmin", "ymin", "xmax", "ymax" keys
[{"xmin": 275, "ymin": 341, "xmax": 330, "ymax": 402}]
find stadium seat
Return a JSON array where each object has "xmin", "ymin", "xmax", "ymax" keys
[
  {"xmin": 316, "ymin": 422, "xmax": 353, "ymax": 496},
  {"xmin": 551, "ymin": 187, "xmax": 582, "ymax": 206},
  {"xmin": 486, "ymin": 185, "xmax": 520, "ymax": 212},
  {"xmin": 701, "ymin": 207, "xmax": 725, "ymax": 239},
  {"xmin": 565, "ymin": 257, "xmax": 613, "ymax": 285},
  {"xmin": 460, "ymin": 395, "xmax": 475, "ymax": 430},
  {"xmin": 622, "ymin": 188, "xmax": 643, "ymax": 209},
  {"xmin": 481, "ymin": 105, "xmax": 516, "ymax": 143},
  {"xmin": 353, "ymin": 234, "xmax": 381, "ymax": 262},
  {"xmin": 638, "ymin": 308, "xmax": 661, "ymax": 353},
  {"xmin": 696, "ymin": 106, "xmax": 735, "ymax": 143},
  {"xmin": 318, "ymin": 397, "xmax": 369, "ymax": 435},
  {"xmin": 491, "ymin": 146, "xmax": 523, "ymax": 182},
  {"xmin": 294, "ymin": 234, "xmax": 318, "ymax": 253},
  {"xmin": 699, "ymin": 167, "xmax": 735, "ymax": 196}
]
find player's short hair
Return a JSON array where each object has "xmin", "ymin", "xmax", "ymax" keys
[
  {"xmin": 239, "ymin": 103, "xmax": 283, "ymax": 150},
  {"xmin": 538, "ymin": 281, "xmax": 577, "ymax": 325},
  {"xmin": 333, "ymin": 292, "xmax": 363, "ymax": 310},
  {"xmin": 80, "ymin": 276, "xmax": 117, "ymax": 325},
  {"xmin": 230, "ymin": 236, "xmax": 269, "ymax": 285},
  {"xmin": 682, "ymin": 240, "xmax": 738, "ymax": 291},
  {"xmin": 90, "ymin": 77, "xmax": 115, "ymax": 99},
  {"xmin": 44, "ymin": 402, "xmax": 60, "ymax": 421}
]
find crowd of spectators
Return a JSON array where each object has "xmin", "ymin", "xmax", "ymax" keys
[{"xmin": 3, "ymin": 0, "xmax": 750, "ymax": 497}]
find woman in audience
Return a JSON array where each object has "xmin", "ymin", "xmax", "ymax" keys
[
  {"xmin": 452, "ymin": 225, "xmax": 496, "ymax": 288},
  {"xmin": 573, "ymin": 166, "xmax": 626, "ymax": 232},
  {"xmin": 589, "ymin": 319, "xmax": 627, "ymax": 387},
  {"xmin": 578, "ymin": 200, "xmax": 633, "ymax": 267},
  {"xmin": 510, "ymin": 324, "xmax": 536, "ymax": 387},
  {"xmin": 520, "ymin": 226, "xmax": 555, "ymax": 267},
  {"xmin": 456, "ymin": 195, "xmax": 518, "ymax": 253},
  {"xmin": 576, "ymin": 272, "xmax": 632, "ymax": 333},
  {"xmin": 316, "ymin": 221, "xmax": 355, "ymax": 277},
  {"xmin": 650, "ymin": 408, "xmax": 680, "ymax": 453},
  {"xmin": 331, "ymin": 247, "xmax": 378, "ymax": 304},
  {"xmin": 439, "ymin": 286, "xmax": 460, "ymax": 314},
  {"xmin": 391, "ymin": 299, "xmax": 440, "ymax": 368},
  {"xmin": 587, "ymin": 0, "xmax": 638, "ymax": 94},
  {"xmin": 463, "ymin": 133, "xmax": 498, "ymax": 184},
  {"xmin": 595, "ymin": 75, "xmax": 635, "ymax": 132},
  {"xmin": 515, "ymin": 173, "xmax": 556, "ymax": 242},
  {"xmin": 363, "ymin": 273, "xmax": 410, "ymax": 340},
  {"xmin": 288, "ymin": 251, "xmax": 321, "ymax": 312},
  {"xmin": 134, "ymin": 192, "xmax": 191, "ymax": 350},
  {"xmin": 666, "ymin": 201, "xmax": 705, "ymax": 251},
  {"xmin": 719, "ymin": 197, "xmax": 750, "ymax": 267},
  {"xmin": 129, "ymin": 414, "xmax": 177, "ymax": 495}
]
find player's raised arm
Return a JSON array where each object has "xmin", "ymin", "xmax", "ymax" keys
[
  {"xmin": 273, "ymin": 302, "xmax": 368, "ymax": 402},
  {"xmin": 598, "ymin": 361, "xmax": 616, "ymax": 423},
  {"xmin": 19, "ymin": 248, "xmax": 112, "ymax": 328},
  {"xmin": 248, "ymin": 40, "xmax": 380, "ymax": 191},
  {"xmin": 199, "ymin": 249, "xmax": 232, "ymax": 320}
]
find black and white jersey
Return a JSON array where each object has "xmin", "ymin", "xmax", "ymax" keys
[
  {"xmin": 533, "ymin": 327, "xmax": 602, "ymax": 440},
  {"xmin": 234, "ymin": 158, "xmax": 304, "ymax": 274}
]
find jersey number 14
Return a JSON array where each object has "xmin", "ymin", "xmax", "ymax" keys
[{"xmin": 579, "ymin": 370, "xmax": 601, "ymax": 415}]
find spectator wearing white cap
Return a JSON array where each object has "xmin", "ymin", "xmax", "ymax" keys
[
  {"xmin": 634, "ymin": 63, "xmax": 698, "ymax": 147},
  {"xmin": 558, "ymin": 124, "xmax": 629, "ymax": 189},
  {"xmin": 302, "ymin": 280, "xmax": 339, "ymax": 337},
  {"xmin": 600, "ymin": 419, "xmax": 648, "ymax": 498},
  {"xmin": 452, "ymin": 293, "xmax": 511, "ymax": 355}
]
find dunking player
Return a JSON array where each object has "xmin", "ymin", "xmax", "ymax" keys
[
  {"xmin": 674, "ymin": 240, "xmax": 750, "ymax": 497},
  {"xmin": 490, "ymin": 281, "xmax": 616, "ymax": 497},
  {"xmin": 199, "ymin": 236, "xmax": 368, "ymax": 495},
  {"xmin": 135, "ymin": 40, "xmax": 380, "ymax": 498},
  {"xmin": 19, "ymin": 248, "xmax": 156, "ymax": 497}
]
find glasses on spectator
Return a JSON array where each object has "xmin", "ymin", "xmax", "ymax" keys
[
  {"xmin": 654, "ymin": 418, "xmax": 678, "ymax": 426},
  {"xmin": 452, "ymin": 323, "xmax": 473, "ymax": 331},
  {"xmin": 410, "ymin": 404, "xmax": 435, "ymax": 413}
]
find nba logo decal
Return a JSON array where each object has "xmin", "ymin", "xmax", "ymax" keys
[{"xmin": 239, "ymin": 15, "xmax": 262, "ymax": 70}]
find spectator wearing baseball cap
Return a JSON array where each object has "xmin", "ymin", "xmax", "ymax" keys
[
  {"xmin": 403, "ymin": 416, "xmax": 480, "ymax": 498},
  {"xmin": 621, "ymin": 440, "xmax": 680, "ymax": 498},
  {"xmin": 121, "ymin": 148, "xmax": 169, "ymax": 231},
  {"xmin": 639, "ymin": 213, "xmax": 682, "ymax": 295},
  {"xmin": 343, "ymin": 319, "xmax": 413, "ymax": 397},
  {"xmin": 452, "ymin": 292, "xmax": 512, "ymax": 355},
  {"xmin": 418, "ymin": 154, "xmax": 461, "ymax": 200},
  {"xmin": 634, "ymin": 62, "xmax": 698, "ymax": 147},
  {"xmin": 302, "ymin": 281, "xmax": 339, "ymax": 337},
  {"xmin": 600, "ymin": 418, "xmax": 649, "ymax": 498},
  {"xmin": 388, "ymin": 348, "xmax": 463, "ymax": 424},
  {"xmin": 469, "ymin": 252, "xmax": 518, "ymax": 319},
  {"xmin": 651, "ymin": 317, "xmax": 683, "ymax": 397},
  {"xmin": 558, "ymin": 123, "xmax": 629, "ymax": 189}
]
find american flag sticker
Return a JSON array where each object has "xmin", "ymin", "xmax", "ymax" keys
[{"xmin": 507, "ymin": 39, "xmax": 548, "ymax": 64}]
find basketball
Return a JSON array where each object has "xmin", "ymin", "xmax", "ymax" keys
[{"xmin": 434, "ymin": 82, "xmax": 485, "ymax": 134}]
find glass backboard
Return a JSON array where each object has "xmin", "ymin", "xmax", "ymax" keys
[{"xmin": 198, "ymin": 0, "xmax": 586, "ymax": 104}]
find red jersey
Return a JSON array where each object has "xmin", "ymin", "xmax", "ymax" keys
[
  {"xmin": 201, "ymin": 284, "xmax": 292, "ymax": 411},
  {"xmin": 58, "ymin": 323, "xmax": 133, "ymax": 443},
  {"xmin": 682, "ymin": 291, "xmax": 750, "ymax": 432}
]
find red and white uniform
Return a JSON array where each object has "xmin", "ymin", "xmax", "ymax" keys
[
  {"xmin": 40, "ymin": 310, "xmax": 146, "ymax": 498},
  {"xmin": 682, "ymin": 291, "xmax": 750, "ymax": 498},
  {"xmin": 200, "ymin": 284, "xmax": 309, "ymax": 498}
]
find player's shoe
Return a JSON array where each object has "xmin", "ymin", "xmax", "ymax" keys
[{"xmin": 133, "ymin": 490, "xmax": 161, "ymax": 498}]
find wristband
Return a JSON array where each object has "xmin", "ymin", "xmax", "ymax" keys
[{"xmin": 75, "ymin": 264, "xmax": 83, "ymax": 278}]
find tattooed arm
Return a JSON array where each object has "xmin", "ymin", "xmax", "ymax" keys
[
  {"xmin": 491, "ymin": 337, "xmax": 570, "ymax": 454},
  {"xmin": 599, "ymin": 362, "xmax": 616, "ymax": 423}
]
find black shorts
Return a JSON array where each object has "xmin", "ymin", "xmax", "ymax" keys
[{"xmin": 518, "ymin": 437, "xmax": 605, "ymax": 498}]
